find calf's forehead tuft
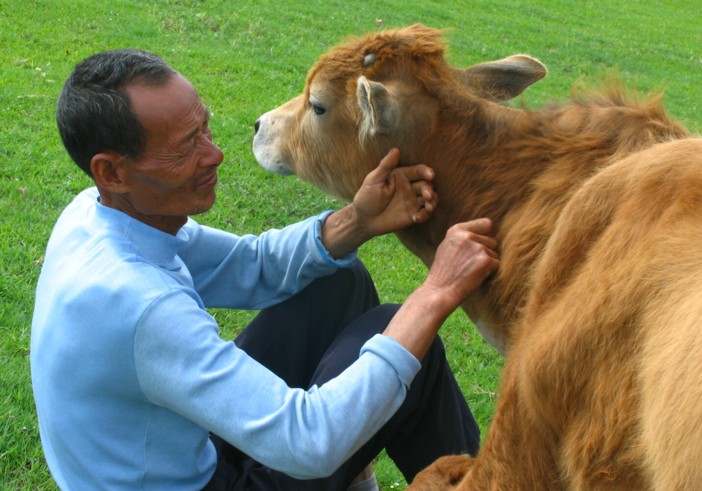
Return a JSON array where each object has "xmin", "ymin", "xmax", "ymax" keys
[{"xmin": 305, "ymin": 24, "xmax": 448, "ymax": 87}]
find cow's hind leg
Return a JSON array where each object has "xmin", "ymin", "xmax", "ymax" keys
[
  {"xmin": 406, "ymin": 454, "xmax": 475, "ymax": 490},
  {"xmin": 409, "ymin": 353, "xmax": 562, "ymax": 490}
]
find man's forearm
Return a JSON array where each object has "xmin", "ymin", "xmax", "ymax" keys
[{"xmin": 381, "ymin": 284, "xmax": 457, "ymax": 361}]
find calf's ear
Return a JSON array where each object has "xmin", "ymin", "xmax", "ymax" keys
[
  {"xmin": 458, "ymin": 54, "xmax": 547, "ymax": 102},
  {"xmin": 356, "ymin": 76, "xmax": 399, "ymax": 141}
]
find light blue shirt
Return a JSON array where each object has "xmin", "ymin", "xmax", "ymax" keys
[{"xmin": 31, "ymin": 188, "xmax": 421, "ymax": 490}]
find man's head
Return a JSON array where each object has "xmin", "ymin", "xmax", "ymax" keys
[
  {"xmin": 57, "ymin": 49, "xmax": 176, "ymax": 178},
  {"xmin": 57, "ymin": 49, "xmax": 224, "ymax": 234}
]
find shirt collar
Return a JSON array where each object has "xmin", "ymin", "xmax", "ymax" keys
[{"xmin": 88, "ymin": 190, "xmax": 190, "ymax": 269}]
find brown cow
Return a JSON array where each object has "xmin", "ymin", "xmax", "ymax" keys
[{"xmin": 253, "ymin": 24, "xmax": 702, "ymax": 490}]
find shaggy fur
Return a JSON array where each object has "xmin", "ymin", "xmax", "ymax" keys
[{"xmin": 253, "ymin": 24, "xmax": 702, "ymax": 490}]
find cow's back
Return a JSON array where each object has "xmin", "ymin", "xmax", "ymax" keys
[{"xmin": 407, "ymin": 91, "xmax": 691, "ymax": 353}]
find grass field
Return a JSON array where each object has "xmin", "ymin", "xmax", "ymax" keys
[{"xmin": 1, "ymin": 1, "xmax": 700, "ymax": 489}]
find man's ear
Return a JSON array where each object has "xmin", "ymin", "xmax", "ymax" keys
[{"xmin": 90, "ymin": 152, "xmax": 130, "ymax": 193}]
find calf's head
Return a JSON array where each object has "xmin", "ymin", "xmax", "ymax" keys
[{"xmin": 253, "ymin": 24, "xmax": 546, "ymax": 201}]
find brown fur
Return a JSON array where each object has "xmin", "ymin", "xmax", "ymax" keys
[{"xmin": 253, "ymin": 24, "xmax": 702, "ymax": 490}]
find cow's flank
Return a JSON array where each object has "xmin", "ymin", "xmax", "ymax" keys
[{"xmin": 254, "ymin": 24, "xmax": 702, "ymax": 490}]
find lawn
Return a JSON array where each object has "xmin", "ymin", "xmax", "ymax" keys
[{"xmin": 1, "ymin": 0, "xmax": 700, "ymax": 489}]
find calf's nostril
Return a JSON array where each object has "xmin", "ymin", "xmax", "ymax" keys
[{"xmin": 254, "ymin": 119, "xmax": 260, "ymax": 133}]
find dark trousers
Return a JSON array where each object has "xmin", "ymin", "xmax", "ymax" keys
[{"xmin": 203, "ymin": 262, "xmax": 479, "ymax": 490}]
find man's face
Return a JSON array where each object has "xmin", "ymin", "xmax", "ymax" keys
[{"xmin": 115, "ymin": 74, "xmax": 224, "ymax": 233}]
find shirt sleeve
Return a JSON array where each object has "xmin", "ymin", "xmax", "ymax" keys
[
  {"xmin": 178, "ymin": 212, "xmax": 357, "ymax": 310},
  {"xmin": 134, "ymin": 289, "xmax": 421, "ymax": 479}
]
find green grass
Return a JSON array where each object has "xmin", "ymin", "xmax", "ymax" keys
[{"xmin": 1, "ymin": 0, "xmax": 700, "ymax": 489}]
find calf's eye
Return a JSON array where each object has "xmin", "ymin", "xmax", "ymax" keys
[{"xmin": 310, "ymin": 103, "xmax": 326, "ymax": 116}]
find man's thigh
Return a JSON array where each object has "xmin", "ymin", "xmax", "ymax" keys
[
  {"xmin": 234, "ymin": 262, "xmax": 380, "ymax": 388},
  {"xmin": 208, "ymin": 304, "xmax": 401, "ymax": 491}
]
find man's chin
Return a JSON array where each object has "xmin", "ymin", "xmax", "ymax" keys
[{"xmin": 190, "ymin": 193, "xmax": 217, "ymax": 216}]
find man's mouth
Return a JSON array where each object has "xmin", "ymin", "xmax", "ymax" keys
[{"xmin": 197, "ymin": 173, "xmax": 218, "ymax": 190}]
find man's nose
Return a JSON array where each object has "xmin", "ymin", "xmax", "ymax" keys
[{"xmin": 203, "ymin": 138, "xmax": 224, "ymax": 167}]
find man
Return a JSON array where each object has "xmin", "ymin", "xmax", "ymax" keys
[{"xmin": 31, "ymin": 49, "xmax": 499, "ymax": 490}]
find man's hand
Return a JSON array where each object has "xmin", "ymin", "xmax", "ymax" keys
[
  {"xmin": 382, "ymin": 218, "xmax": 499, "ymax": 360},
  {"xmin": 352, "ymin": 148, "xmax": 437, "ymax": 236},
  {"xmin": 322, "ymin": 148, "xmax": 437, "ymax": 258},
  {"xmin": 422, "ymin": 218, "xmax": 500, "ymax": 314}
]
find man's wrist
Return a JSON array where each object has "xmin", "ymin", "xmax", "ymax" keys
[
  {"xmin": 322, "ymin": 205, "xmax": 371, "ymax": 259},
  {"xmin": 411, "ymin": 283, "xmax": 462, "ymax": 321}
]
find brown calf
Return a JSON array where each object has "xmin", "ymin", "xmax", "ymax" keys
[{"xmin": 253, "ymin": 24, "xmax": 702, "ymax": 490}]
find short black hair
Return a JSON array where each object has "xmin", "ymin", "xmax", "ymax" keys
[{"xmin": 56, "ymin": 49, "xmax": 177, "ymax": 177}]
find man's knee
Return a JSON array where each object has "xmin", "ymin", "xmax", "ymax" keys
[
  {"xmin": 334, "ymin": 261, "xmax": 376, "ymax": 297},
  {"xmin": 308, "ymin": 261, "xmax": 379, "ymax": 316}
]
